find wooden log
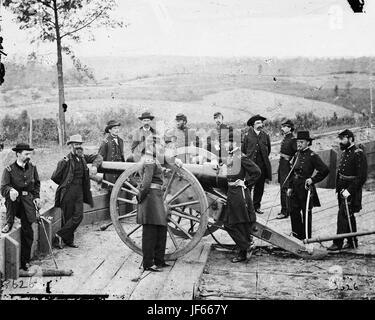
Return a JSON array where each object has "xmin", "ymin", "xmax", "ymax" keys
[
  {"xmin": 19, "ymin": 268, "xmax": 73, "ymax": 277},
  {"xmin": 5, "ymin": 236, "xmax": 19, "ymax": 280},
  {"xmin": 0, "ymin": 236, "xmax": 5, "ymax": 279},
  {"xmin": 304, "ymin": 229, "xmax": 375, "ymax": 244}
]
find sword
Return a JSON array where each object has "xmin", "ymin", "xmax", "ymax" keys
[
  {"xmin": 304, "ymin": 186, "xmax": 314, "ymax": 253},
  {"xmin": 344, "ymin": 196, "xmax": 357, "ymax": 249}
]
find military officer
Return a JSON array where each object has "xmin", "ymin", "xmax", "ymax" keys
[
  {"xmin": 276, "ymin": 119, "xmax": 297, "ymax": 219},
  {"xmin": 137, "ymin": 135, "xmax": 182, "ymax": 272},
  {"xmin": 241, "ymin": 114, "xmax": 272, "ymax": 214},
  {"xmin": 98, "ymin": 120, "xmax": 125, "ymax": 185},
  {"xmin": 130, "ymin": 112, "xmax": 157, "ymax": 161},
  {"xmin": 207, "ymin": 112, "xmax": 233, "ymax": 164},
  {"xmin": 327, "ymin": 129, "xmax": 368, "ymax": 251},
  {"xmin": 220, "ymin": 141, "xmax": 261, "ymax": 263},
  {"xmin": 286, "ymin": 131, "xmax": 330, "ymax": 240},
  {"xmin": 0, "ymin": 143, "xmax": 41, "ymax": 271},
  {"xmin": 51, "ymin": 134, "xmax": 103, "ymax": 249}
]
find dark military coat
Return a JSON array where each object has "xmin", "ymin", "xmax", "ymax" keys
[
  {"xmin": 336, "ymin": 144, "xmax": 368, "ymax": 212},
  {"xmin": 98, "ymin": 134, "xmax": 125, "ymax": 184},
  {"xmin": 241, "ymin": 127, "xmax": 272, "ymax": 180},
  {"xmin": 278, "ymin": 133, "xmax": 297, "ymax": 185},
  {"xmin": 287, "ymin": 148, "xmax": 330, "ymax": 208},
  {"xmin": 220, "ymin": 152, "xmax": 261, "ymax": 225},
  {"xmin": 136, "ymin": 157, "xmax": 167, "ymax": 226},
  {"xmin": 51, "ymin": 152, "xmax": 103, "ymax": 208},
  {"xmin": 1, "ymin": 161, "xmax": 40, "ymax": 223}
]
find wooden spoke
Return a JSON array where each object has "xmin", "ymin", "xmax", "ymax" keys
[
  {"xmin": 168, "ymin": 200, "xmax": 199, "ymax": 209},
  {"xmin": 120, "ymin": 186, "xmax": 138, "ymax": 196},
  {"xmin": 117, "ymin": 197, "xmax": 137, "ymax": 204},
  {"xmin": 163, "ymin": 170, "xmax": 176, "ymax": 200},
  {"xmin": 118, "ymin": 212, "xmax": 137, "ymax": 221},
  {"xmin": 124, "ymin": 181, "xmax": 139, "ymax": 195},
  {"xmin": 167, "ymin": 226, "xmax": 179, "ymax": 249},
  {"xmin": 127, "ymin": 225, "xmax": 142, "ymax": 237},
  {"xmin": 168, "ymin": 218, "xmax": 193, "ymax": 239},
  {"xmin": 167, "ymin": 183, "xmax": 192, "ymax": 204},
  {"xmin": 170, "ymin": 209, "xmax": 201, "ymax": 223}
]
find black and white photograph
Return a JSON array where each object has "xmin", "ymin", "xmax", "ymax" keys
[{"xmin": 0, "ymin": 0, "xmax": 374, "ymax": 305}]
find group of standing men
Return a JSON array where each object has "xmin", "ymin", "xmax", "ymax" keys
[{"xmin": 0, "ymin": 109, "xmax": 368, "ymax": 271}]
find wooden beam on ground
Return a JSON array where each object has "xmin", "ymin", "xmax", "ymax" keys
[
  {"xmin": 38, "ymin": 216, "xmax": 53, "ymax": 256},
  {"xmin": 5, "ymin": 236, "xmax": 20, "ymax": 279}
]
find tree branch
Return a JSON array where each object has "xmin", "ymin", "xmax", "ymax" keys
[
  {"xmin": 60, "ymin": 8, "xmax": 105, "ymax": 39},
  {"xmin": 35, "ymin": 0, "xmax": 54, "ymax": 10}
]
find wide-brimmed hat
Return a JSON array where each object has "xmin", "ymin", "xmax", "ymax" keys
[
  {"xmin": 105, "ymin": 120, "xmax": 121, "ymax": 133},
  {"xmin": 296, "ymin": 130, "xmax": 315, "ymax": 141},
  {"xmin": 338, "ymin": 129, "xmax": 354, "ymax": 140},
  {"xmin": 247, "ymin": 114, "xmax": 267, "ymax": 127},
  {"xmin": 12, "ymin": 143, "xmax": 34, "ymax": 152},
  {"xmin": 67, "ymin": 134, "xmax": 83, "ymax": 145},
  {"xmin": 138, "ymin": 112, "xmax": 155, "ymax": 120}
]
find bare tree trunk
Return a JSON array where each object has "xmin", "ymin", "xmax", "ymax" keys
[{"xmin": 53, "ymin": 0, "xmax": 66, "ymax": 147}]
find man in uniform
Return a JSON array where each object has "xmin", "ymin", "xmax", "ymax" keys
[
  {"xmin": 276, "ymin": 119, "xmax": 297, "ymax": 219},
  {"xmin": 220, "ymin": 141, "xmax": 261, "ymax": 263},
  {"xmin": 1, "ymin": 143, "xmax": 41, "ymax": 271},
  {"xmin": 51, "ymin": 134, "xmax": 102, "ymax": 249},
  {"xmin": 165, "ymin": 113, "xmax": 197, "ymax": 162},
  {"xmin": 207, "ymin": 112, "xmax": 233, "ymax": 164},
  {"xmin": 286, "ymin": 131, "xmax": 330, "ymax": 240},
  {"xmin": 130, "ymin": 112, "xmax": 156, "ymax": 161},
  {"xmin": 327, "ymin": 129, "xmax": 368, "ymax": 251},
  {"xmin": 98, "ymin": 120, "xmax": 125, "ymax": 185},
  {"xmin": 241, "ymin": 114, "xmax": 272, "ymax": 214}
]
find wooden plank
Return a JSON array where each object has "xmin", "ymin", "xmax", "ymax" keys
[
  {"xmin": 5, "ymin": 236, "xmax": 20, "ymax": 280},
  {"xmin": 38, "ymin": 217, "xmax": 52, "ymax": 256},
  {"xmin": 83, "ymin": 192, "xmax": 110, "ymax": 213},
  {"xmin": 0, "ymin": 237, "xmax": 5, "ymax": 279},
  {"xmin": 157, "ymin": 243, "xmax": 212, "ymax": 300}
]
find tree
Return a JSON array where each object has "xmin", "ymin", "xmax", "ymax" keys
[{"xmin": 3, "ymin": 0, "xmax": 124, "ymax": 146}]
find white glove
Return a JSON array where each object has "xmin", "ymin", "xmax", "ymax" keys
[
  {"xmin": 9, "ymin": 188, "xmax": 19, "ymax": 202},
  {"xmin": 305, "ymin": 178, "xmax": 313, "ymax": 189},
  {"xmin": 341, "ymin": 189, "xmax": 350, "ymax": 199},
  {"xmin": 89, "ymin": 166, "xmax": 98, "ymax": 175},
  {"xmin": 33, "ymin": 198, "xmax": 42, "ymax": 210},
  {"xmin": 287, "ymin": 188, "xmax": 292, "ymax": 197},
  {"xmin": 174, "ymin": 158, "xmax": 183, "ymax": 168}
]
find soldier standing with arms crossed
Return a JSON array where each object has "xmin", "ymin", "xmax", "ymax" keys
[{"xmin": 327, "ymin": 129, "xmax": 368, "ymax": 251}]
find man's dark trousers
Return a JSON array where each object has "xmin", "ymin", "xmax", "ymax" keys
[
  {"xmin": 253, "ymin": 159, "xmax": 266, "ymax": 210},
  {"xmin": 58, "ymin": 183, "xmax": 84, "ymax": 244},
  {"xmin": 333, "ymin": 197, "xmax": 358, "ymax": 247},
  {"xmin": 142, "ymin": 225, "xmax": 167, "ymax": 268}
]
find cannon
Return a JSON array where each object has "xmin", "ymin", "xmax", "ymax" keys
[{"xmin": 94, "ymin": 146, "xmax": 327, "ymax": 260}]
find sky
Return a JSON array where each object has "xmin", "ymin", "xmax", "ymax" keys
[{"xmin": 1, "ymin": 0, "xmax": 375, "ymax": 60}]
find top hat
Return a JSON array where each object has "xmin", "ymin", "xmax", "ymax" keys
[
  {"xmin": 175, "ymin": 113, "xmax": 187, "ymax": 122},
  {"xmin": 338, "ymin": 129, "xmax": 354, "ymax": 140},
  {"xmin": 67, "ymin": 134, "xmax": 83, "ymax": 145},
  {"xmin": 138, "ymin": 112, "xmax": 155, "ymax": 121},
  {"xmin": 247, "ymin": 114, "xmax": 267, "ymax": 127},
  {"xmin": 12, "ymin": 143, "xmax": 34, "ymax": 152},
  {"xmin": 105, "ymin": 120, "xmax": 121, "ymax": 133},
  {"xmin": 281, "ymin": 119, "xmax": 295, "ymax": 130},
  {"xmin": 296, "ymin": 131, "xmax": 314, "ymax": 141}
]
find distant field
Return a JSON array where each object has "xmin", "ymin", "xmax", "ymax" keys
[{"xmin": 0, "ymin": 73, "xmax": 360, "ymax": 125}]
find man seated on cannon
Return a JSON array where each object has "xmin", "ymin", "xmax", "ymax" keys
[
  {"xmin": 327, "ymin": 129, "xmax": 368, "ymax": 251},
  {"xmin": 219, "ymin": 140, "xmax": 261, "ymax": 263},
  {"xmin": 136, "ymin": 134, "xmax": 183, "ymax": 272}
]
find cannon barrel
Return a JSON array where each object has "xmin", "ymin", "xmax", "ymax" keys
[{"xmin": 99, "ymin": 161, "xmax": 228, "ymax": 189}]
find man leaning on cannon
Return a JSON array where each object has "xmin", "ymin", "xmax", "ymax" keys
[
  {"xmin": 51, "ymin": 134, "xmax": 103, "ymax": 249},
  {"xmin": 220, "ymin": 140, "xmax": 261, "ymax": 263},
  {"xmin": 327, "ymin": 129, "xmax": 368, "ymax": 251},
  {"xmin": 0, "ymin": 143, "xmax": 41, "ymax": 271}
]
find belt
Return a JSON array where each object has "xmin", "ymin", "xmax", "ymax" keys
[
  {"xmin": 71, "ymin": 179, "xmax": 83, "ymax": 185},
  {"xmin": 21, "ymin": 191, "xmax": 29, "ymax": 196},
  {"xmin": 338, "ymin": 173, "xmax": 356, "ymax": 181},
  {"xmin": 293, "ymin": 173, "xmax": 308, "ymax": 180},
  {"xmin": 150, "ymin": 183, "xmax": 163, "ymax": 190},
  {"xmin": 280, "ymin": 153, "xmax": 292, "ymax": 161}
]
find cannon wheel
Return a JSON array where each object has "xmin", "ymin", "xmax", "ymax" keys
[
  {"xmin": 171, "ymin": 146, "xmax": 221, "ymax": 238},
  {"xmin": 109, "ymin": 162, "xmax": 209, "ymax": 260}
]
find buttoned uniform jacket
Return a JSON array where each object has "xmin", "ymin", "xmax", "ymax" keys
[
  {"xmin": 287, "ymin": 148, "xmax": 330, "ymax": 207},
  {"xmin": 278, "ymin": 133, "xmax": 297, "ymax": 185},
  {"xmin": 241, "ymin": 127, "xmax": 272, "ymax": 180},
  {"xmin": 131, "ymin": 126, "xmax": 156, "ymax": 160},
  {"xmin": 51, "ymin": 152, "xmax": 103, "ymax": 208},
  {"xmin": 336, "ymin": 144, "xmax": 368, "ymax": 212},
  {"xmin": 136, "ymin": 157, "xmax": 168, "ymax": 226},
  {"xmin": 98, "ymin": 134, "xmax": 125, "ymax": 184},
  {"xmin": 207, "ymin": 124, "xmax": 233, "ymax": 163},
  {"xmin": 0, "ymin": 161, "xmax": 41, "ymax": 223},
  {"xmin": 220, "ymin": 152, "xmax": 261, "ymax": 225}
]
